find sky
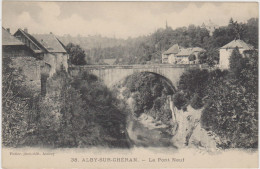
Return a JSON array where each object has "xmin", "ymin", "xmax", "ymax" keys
[{"xmin": 2, "ymin": 1, "xmax": 259, "ymax": 39}]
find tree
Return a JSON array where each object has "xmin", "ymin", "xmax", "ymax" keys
[
  {"xmin": 206, "ymin": 49, "xmax": 219, "ymax": 67},
  {"xmin": 243, "ymin": 18, "xmax": 258, "ymax": 48},
  {"xmin": 197, "ymin": 49, "xmax": 219, "ymax": 67},
  {"xmin": 201, "ymin": 78, "xmax": 258, "ymax": 148},
  {"xmin": 177, "ymin": 68, "xmax": 209, "ymax": 109},
  {"xmin": 188, "ymin": 54, "xmax": 196, "ymax": 63},
  {"xmin": 71, "ymin": 71, "xmax": 130, "ymax": 147},
  {"xmin": 198, "ymin": 51, "xmax": 207, "ymax": 64},
  {"xmin": 66, "ymin": 43, "xmax": 88, "ymax": 65},
  {"xmin": 229, "ymin": 47, "xmax": 244, "ymax": 78}
]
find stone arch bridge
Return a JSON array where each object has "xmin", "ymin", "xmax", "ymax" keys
[{"xmin": 69, "ymin": 64, "xmax": 199, "ymax": 87}]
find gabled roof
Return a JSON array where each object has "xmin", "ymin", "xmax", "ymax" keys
[
  {"xmin": 2, "ymin": 27, "xmax": 24, "ymax": 46},
  {"xmin": 14, "ymin": 28, "xmax": 46, "ymax": 53},
  {"xmin": 220, "ymin": 39, "xmax": 254, "ymax": 50},
  {"xmin": 176, "ymin": 47, "xmax": 205, "ymax": 56},
  {"xmin": 32, "ymin": 34, "xmax": 67, "ymax": 53},
  {"xmin": 191, "ymin": 47, "xmax": 205, "ymax": 52},
  {"xmin": 14, "ymin": 29, "xmax": 67, "ymax": 53},
  {"xmin": 163, "ymin": 44, "xmax": 180, "ymax": 55}
]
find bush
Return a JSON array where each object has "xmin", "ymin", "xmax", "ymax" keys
[
  {"xmin": 173, "ymin": 92, "xmax": 188, "ymax": 110},
  {"xmin": 201, "ymin": 79, "xmax": 258, "ymax": 148},
  {"xmin": 2, "ymin": 54, "xmax": 41, "ymax": 147},
  {"xmin": 199, "ymin": 53, "xmax": 258, "ymax": 148},
  {"xmin": 123, "ymin": 72, "xmax": 174, "ymax": 116},
  {"xmin": 71, "ymin": 71, "xmax": 130, "ymax": 147},
  {"xmin": 178, "ymin": 68, "xmax": 209, "ymax": 101},
  {"xmin": 190, "ymin": 93, "xmax": 204, "ymax": 109},
  {"xmin": 176, "ymin": 63, "xmax": 258, "ymax": 149}
]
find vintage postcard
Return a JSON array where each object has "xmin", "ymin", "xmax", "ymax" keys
[{"xmin": 1, "ymin": 1, "xmax": 259, "ymax": 168}]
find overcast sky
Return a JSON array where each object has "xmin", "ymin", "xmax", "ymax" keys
[{"xmin": 2, "ymin": 1, "xmax": 258, "ymax": 39}]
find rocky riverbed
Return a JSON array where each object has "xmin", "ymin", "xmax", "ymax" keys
[{"xmin": 112, "ymin": 72, "xmax": 220, "ymax": 151}]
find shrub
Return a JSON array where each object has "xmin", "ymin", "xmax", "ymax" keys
[
  {"xmin": 173, "ymin": 92, "xmax": 188, "ymax": 110},
  {"xmin": 201, "ymin": 80, "xmax": 258, "ymax": 148},
  {"xmin": 190, "ymin": 93, "xmax": 204, "ymax": 109}
]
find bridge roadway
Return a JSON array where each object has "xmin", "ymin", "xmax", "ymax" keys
[{"xmin": 69, "ymin": 64, "xmax": 200, "ymax": 87}]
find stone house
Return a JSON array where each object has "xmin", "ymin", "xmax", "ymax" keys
[
  {"xmin": 2, "ymin": 27, "xmax": 33, "ymax": 58},
  {"xmin": 14, "ymin": 28, "xmax": 68, "ymax": 77},
  {"xmin": 175, "ymin": 47, "xmax": 205, "ymax": 64},
  {"xmin": 162, "ymin": 44, "xmax": 205, "ymax": 64},
  {"xmin": 162, "ymin": 44, "xmax": 180, "ymax": 64},
  {"xmin": 219, "ymin": 39, "xmax": 254, "ymax": 69},
  {"xmin": 2, "ymin": 27, "xmax": 43, "ymax": 92}
]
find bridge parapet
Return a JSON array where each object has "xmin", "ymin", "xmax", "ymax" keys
[
  {"xmin": 68, "ymin": 64, "xmax": 202, "ymax": 87},
  {"xmin": 69, "ymin": 64, "xmax": 200, "ymax": 70}
]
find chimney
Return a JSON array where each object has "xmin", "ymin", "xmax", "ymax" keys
[
  {"xmin": 24, "ymin": 28, "xmax": 28, "ymax": 33},
  {"xmin": 6, "ymin": 28, "xmax": 10, "ymax": 33}
]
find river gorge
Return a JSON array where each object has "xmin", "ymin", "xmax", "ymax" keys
[{"xmin": 112, "ymin": 72, "xmax": 220, "ymax": 151}]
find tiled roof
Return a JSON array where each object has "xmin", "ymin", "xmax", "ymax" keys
[
  {"xmin": 103, "ymin": 58, "xmax": 116, "ymax": 65},
  {"xmin": 176, "ymin": 47, "xmax": 205, "ymax": 56},
  {"xmin": 176, "ymin": 48, "xmax": 193, "ymax": 56},
  {"xmin": 32, "ymin": 34, "xmax": 67, "ymax": 53},
  {"xmin": 220, "ymin": 39, "xmax": 254, "ymax": 50},
  {"xmin": 163, "ymin": 44, "xmax": 180, "ymax": 55},
  {"xmin": 2, "ymin": 27, "xmax": 24, "ymax": 46},
  {"xmin": 15, "ymin": 29, "xmax": 46, "ymax": 53}
]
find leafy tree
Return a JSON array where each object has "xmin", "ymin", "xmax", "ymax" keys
[
  {"xmin": 71, "ymin": 71, "xmax": 130, "ymax": 147},
  {"xmin": 198, "ymin": 51, "xmax": 207, "ymax": 64},
  {"xmin": 173, "ymin": 92, "xmax": 188, "ymax": 110},
  {"xmin": 188, "ymin": 54, "xmax": 196, "ymax": 63},
  {"xmin": 123, "ymin": 72, "xmax": 175, "ymax": 116},
  {"xmin": 197, "ymin": 49, "xmax": 219, "ymax": 67},
  {"xmin": 178, "ymin": 68, "xmax": 209, "ymax": 101},
  {"xmin": 201, "ymin": 78, "xmax": 258, "ymax": 148},
  {"xmin": 66, "ymin": 43, "xmax": 89, "ymax": 65},
  {"xmin": 243, "ymin": 18, "xmax": 258, "ymax": 48},
  {"xmin": 206, "ymin": 49, "xmax": 219, "ymax": 67},
  {"xmin": 229, "ymin": 47, "xmax": 244, "ymax": 78}
]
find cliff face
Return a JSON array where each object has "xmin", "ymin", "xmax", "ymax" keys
[
  {"xmin": 113, "ymin": 72, "xmax": 219, "ymax": 151},
  {"xmin": 170, "ymin": 104, "xmax": 220, "ymax": 151}
]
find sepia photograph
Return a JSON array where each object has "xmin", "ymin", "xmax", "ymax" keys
[{"xmin": 1, "ymin": 1, "xmax": 259, "ymax": 168}]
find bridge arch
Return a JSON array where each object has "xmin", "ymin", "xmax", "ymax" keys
[{"xmin": 125, "ymin": 71, "xmax": 177, "ymax": 94}]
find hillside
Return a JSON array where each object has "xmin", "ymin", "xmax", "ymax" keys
[
  {"xmin": 61, "ymin": 18, "xmax": 258, "ymax": 65},
  {"xmin": 57, "ymin": 34, "xmax": 128, "ymax": 50}
]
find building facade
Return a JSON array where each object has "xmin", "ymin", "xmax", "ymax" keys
[
  {"xmin": 219, "ymin": 39, "xmax": 254, "ymax": 69},
  {"xmin": 2, "ymin": 27, "xmax": 43, "ymax": 92},
  {"xmin": 162, "ymin": 44, "xmax": 180, "ymax": 64},
  {"xmin": 162, "ymin": 44, "xmax": 205, "ymax": 64},
  {"xmin": 14, "ymin": 28, "xmax": 69, "ymax": 77}
]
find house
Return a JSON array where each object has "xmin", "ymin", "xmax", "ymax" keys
[
  {"xmin": 14, "ymin": 28, "xmax": 68, "ymax": 76},
  {"xmin": 162, "ymin": 44, "xmax": 205, "ymax": 64},
  {"xmin": 219, "ymin": 39, "xmax": 254, "ymax": 69},
  {"xmin": 2, "ymin": 27, "xmax": 33, "ymax": 58},
  {"xmin": 2, "ymin": 27, "xmax": 42, "ymax": 92},
  {"xmin": 161, "ymin": 44, "xmax": 180, "ymax": 64},
  {"xmin": 176, "ymin": 47, "xmax": 205, "ymax": 64}
]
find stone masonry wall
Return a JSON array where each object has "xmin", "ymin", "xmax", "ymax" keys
[{"xmin": 11, "ymin": 56, "xmax": 43, "ymax": 93}]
